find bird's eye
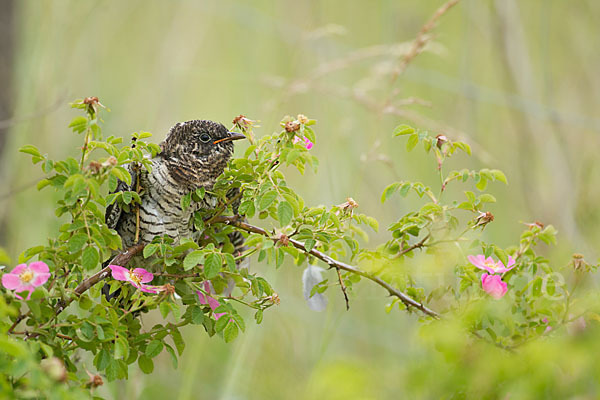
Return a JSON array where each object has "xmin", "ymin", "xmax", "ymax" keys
[{"xmin": 200, "ymin": 133, "xmax": 211, "ymax": 143}]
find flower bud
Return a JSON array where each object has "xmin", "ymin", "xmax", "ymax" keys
[{"xmin": 285, "ymin": 121, "xmax": 300, "ymax": 132}]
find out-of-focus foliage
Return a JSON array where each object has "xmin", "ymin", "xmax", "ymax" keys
[{"xmin": 1, "ymin": 0, "xmax": 600, "ymax": 399}]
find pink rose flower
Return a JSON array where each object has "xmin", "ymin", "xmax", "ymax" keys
[
  {"xmin": 197, "ymin": 281, "xmax": 226, "ymax": 320},
  {"xmin": 468, "ymin": 254, "xmax": 515, "ymax": 274},
  {"xmin": 481, "ymin": 273, "xmax": 507, "ymax": 299},
  {"xmin": 1, "ymin": 261, "xmax": 51, "ymax": 300},
  {"xmin": 108, "ymin": 265, "xmax": 157, "ymax": 293},
  {"xmin": 293, "ymin": 136, "xmax": 313, "ymax": 150}
]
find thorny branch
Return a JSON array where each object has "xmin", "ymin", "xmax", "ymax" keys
[{"xmin": 210, "ymin": 215, "xmax": 440, "ymax": 319}]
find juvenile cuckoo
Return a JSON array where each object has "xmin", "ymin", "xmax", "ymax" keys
[{"xmin": 105, "ymin": 120, "xmax": 245, "ymax": 249}]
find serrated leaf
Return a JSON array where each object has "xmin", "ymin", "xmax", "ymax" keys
[
  {"xmin": 19, "ymin": 144, "xmax": 42, "ymax": 157},
  {"xmin": 224, "ymin": 322, "xmax": 239, "ymax": 343},
  {"xmin": 478, "ymin": 194, "xmax": 496, "ymax": 203},
  {"xmin": 183, "ymin": 250, "xmax": 204, "ymax": 271},
  {"xmin": 68, "ymin": 233, "xmax": 88, "ymax": 253},
  {"xmin": 258, "ymin": 190, "xmax": 277, "ymax": 211},
  {"xmin": 393, "ymin": 124, "xmax": 415, "ymax": 136},
  {"xmin": 82, "ymin": 246, "xmax": 99, "ymax": 270},
  {"xmin": 491, "ymin": 169, "xmax": 508, "ymax": 184},
  {"xmin": 110, "ymin": 166, "xmax": 132, "ymax": 186},
  {"xmin": 277, "ymin": 201, "xmax": 293, "ymax": 226},
  {"xmin": 138, "ymin": 355, "xmax": 154, "ymax": 374},
  {"xmin": 204, "ymin": 253, "xmax": 222, "ymax": 279},
  {"xmin": 406, "ymin": 133, "xmax": 419, "ymax": 151},
  {"xmin": 143, "ymin": 243, "xmax": 159, "ymax": 258},
  {"xmin": 145, "ymin": 340, "xmax": 164, "ymax": 358}
]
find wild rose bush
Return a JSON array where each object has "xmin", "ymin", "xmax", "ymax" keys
[{"xmin": 1, "ymin": 99, "xmax": 599, "ymax": 398}]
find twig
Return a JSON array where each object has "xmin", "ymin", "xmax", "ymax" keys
[
  {"xmin": 389, "ymin": 0, "xmax": 460, "ymax": 86},
  {"xmin": 210, "ymin": 216, "xmax": 440, "ymax": 319},
  {"xmin": 7, "ymin": 312, "xmax": 29, "ymax": 334},
  {"xmin": 335, "ymin": 267, "xmax": 350, "ymax": 310},
  {"xmin": 397, "ymin": 234, "xmax": 431, "ymax": 257},
  {"xmin": 56, "ymin": 333, "xmax": 74, "ymax": 341},
  {"xmin": 154, "ymin": 272, "xmax": 202, "ymax": 279}
]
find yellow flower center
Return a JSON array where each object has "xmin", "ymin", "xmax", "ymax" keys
[
  {"xmin": 20, "ymin": 269, "xmax": 34, "ymax": 283},
  {"xmin": 485, "ymin": 261, "xmax": 499, "ymax": 271},
  {"xmin": 128, "ymin": 271, "xmax": 142, "ymax": 285}
]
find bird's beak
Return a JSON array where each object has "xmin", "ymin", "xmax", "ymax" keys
[{"xmin": 213, "ymin": 132, "xmax": 246, "ymax": 144}]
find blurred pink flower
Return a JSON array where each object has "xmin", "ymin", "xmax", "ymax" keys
[
  {"xmin": 468, "ymin": 254, "xmax": 515, "ymax": 274},
  {"xmin": 293, "ymin": 136, "xmax": 313, "ymax": 150},
  {"xmin": 197, "ymin": 281, "xmax": 226, "ymax": 320},
  {"xmin": 481, "ymin": 273, "xmax": 507, "ymax": 299},
  {"xmin": 108, "ymin": 265, "xmax": 157, "ymax": 293},
  {"xmin": 1, "ymin": 261, "xmax": 51, "ymax": 300},
  {"xmin": 542, "ymin": 317, "xmax": 552, "ymax": 333}
]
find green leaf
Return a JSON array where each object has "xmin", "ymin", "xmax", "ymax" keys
[
  {"xmin": 110, "ymin": 166, "xmax": 132, "ymax": 186},
  {"xmin": 19, "ymin": 144, "xmax": 42, "ymax": 158},
  {"xmin": 491, "ymin": 169, "xmax": 508, "ymax": 184},
  {"xmin": 114, "ymin": 337, "xmax": 129, "ymax": 360},
  {"xmin": 94, "ymin": 348, "xmax": 111, "ymax": 371},
  {"xmin": 224, "ymin": 253, "xmax": 236, "ymax": 272},
  {"xmin": 406, "ymin": 133, "xmax": 419, "ymax": 151},
  {"xmin": 304, "ymin": 239, "xmax": 316, "ymax": 252},
  {"xmin": 204, "ymin": 253, "xmax": 222, "ymax": 279},
  {"xmin": 82, "ymin": 246, "xmax": 99, "ymax": 270},
  {"xmin": 159, "ymin": 302, "xmax": 170, "ymax": 319},
  {"xmin": 68, "ymin": 116, "xmax": 88, "ymax": 134},
  {"xmin": 145, "ymin": 340, "xmax": 164, "ymax": 358},
  {"xmin": 258, "ymin": 190, "xmax": 277, "ymax": 211},
  {"xmin": 188, "ymin": 305, "xmax": 205, "ymax": 324},
  {"xmin": 254, "ymin": 309, "xmax": 263, "ymax": 324},
  {"xmin": 180, "ymin": 192, "xmax": 191, "ymax": 211},
  {"xmin": 277, "ymin": 201, "xmax": 293, "ymax": 226},
  {"xmin": 68, "ymin": 233, "xmax": 88, "ymax": 253},
  {"xmin": 183, "ymin": 250, "xmax": 204, "ymax": 271},
  {"xmin": 163, "ymin": 344, "xmax": 178, "ymax": 369},
  {"xmin": 493, "ymin": 246, "xmax": 509, "ymax": 267},
  {"xmin": 170, "ymin": 326, "xmax": 185, "ymax": 355},
  {"xmin": 224, "ymin": 322, "xmax": 239, "ymax": 343},
  {"xmin": 381, "ymin": 182, "xmax": 400, "ymax": 203},
  {"xmin": 143, "ymin": 243, "xmax": 159, "ymax": 258},
  {"xmin": 393, "ymin": 124, "xmax": 415, "ymax": 136},
  {"xmin": 478, "ymin": 194, "xmax": 496, "ymax": 203},
  {"xmin": 122, "ymin": 191, "xmax": 133, "ymax": 205},
  {"xmin": 138, "ymin": 355, "xmax": 154, "ymax": 374}
]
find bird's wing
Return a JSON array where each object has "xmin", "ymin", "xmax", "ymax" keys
[{"xmin": 105, "ymin": 163, "xmax": 138, "ymax": 230}]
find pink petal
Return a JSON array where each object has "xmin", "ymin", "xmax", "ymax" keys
[
  {"xmin": 206, "ymin": 295, "xmax": 220, "ymax": 311},
  {"xmin": 505, "ymin": 256, "xmax": 516, "ymax": 270},
  {"xmin": 132, "ymin": 268, "xmax": 154, "ymax": 283},
  {"xmin": 10, "ymin": 264, "xmax": 27, "ymax": 275},
  {"xmin": 214, "ymin": 311, "xmax": 227, "ymax": 320},
  {"xmin": 481, "ymin": 274, "xmax": 507, "ymax": 299},
  {"xmin": 136, "ymin": 284, "xmax": 159, "ymax": 294},
  {"xmin": 14, "ymin": 286, "xmax": 35, "ymax": 301},
  {"xmin": 304, "ymin": 138, "xmax": 313, "ymax": 150},
  {"xmin": 31, "ymin": 272, "xmax": 51, "ymax": 287},
  {"xmin": 197, "ymin": 282, "xmax": 226, "ymax": 319},
  {"xmin": 468, "ymin": 255, "xmax": 487, "ymax": 270},
  {"xmin": 108, "ymin": 265, "xmax": 129, "ymax": 281},
  {"xmin": 293, "ymin": 136, "xmax": 301, "ymax": 145},
  {"xmin": 2, "ymin": 273, "xmax": 22, "ymax": 290},
  {"xmin": 28, "ymin": 261, "xmax": 49, "ymax": 274},
  {"xmin": 23, "ymin": 288, "xmax": 34, "ymax": 301}
]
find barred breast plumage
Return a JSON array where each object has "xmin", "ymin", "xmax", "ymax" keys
[{"xmin": 106, "ymin": 120, "xmax": 246, "ymax": 250}]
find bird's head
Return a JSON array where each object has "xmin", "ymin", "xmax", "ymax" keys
[{"xmin": 160, "ymin": 120, "xmax": 246, "ymax": 187}]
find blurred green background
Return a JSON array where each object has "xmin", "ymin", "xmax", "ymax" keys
[{"xmin": 1, "ymin": 0, "xmax": 599, "ymax": 398}]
